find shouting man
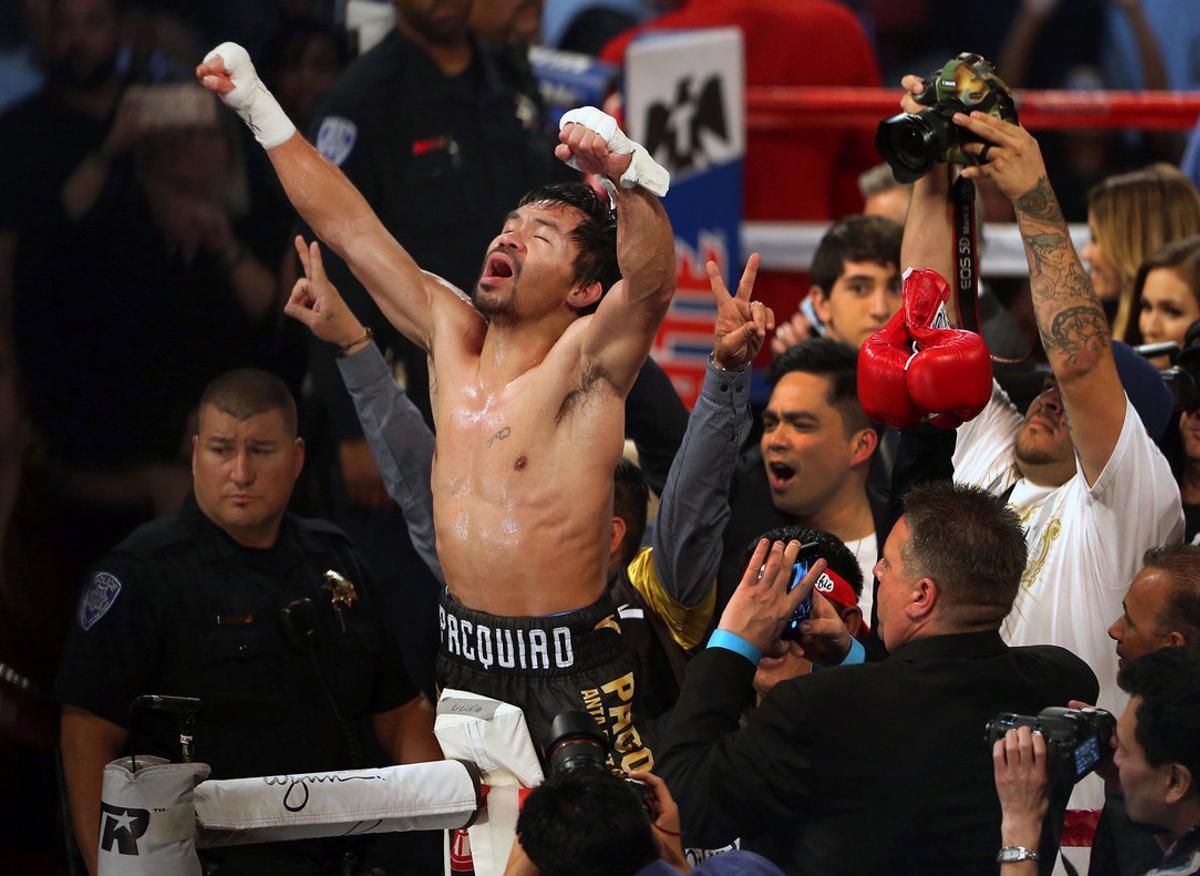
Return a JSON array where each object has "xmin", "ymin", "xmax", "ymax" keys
[{"xmin": 197, "ymin": 44, "xmax": 685, "ymax": 766}]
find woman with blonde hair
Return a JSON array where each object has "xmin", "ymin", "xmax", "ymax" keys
[{"xmin": 1081, "ymin": 163, "xmax": 1200, "ymax": 343}]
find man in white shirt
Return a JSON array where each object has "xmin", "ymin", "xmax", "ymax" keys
[{"xmin": 899, "ymin": 78, "xmax": 1182, "ymax": 830}]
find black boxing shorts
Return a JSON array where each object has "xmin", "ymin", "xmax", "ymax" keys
[{"xmin": 436, "ymin": 588, "xmax": 654, "ymax": 772}]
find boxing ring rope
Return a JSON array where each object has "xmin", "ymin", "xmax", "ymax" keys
[
  {"xmin": 745, "ymin": 87, "xmax": 1200, "ymax": 131},
  {"xmin": 740, "ymin": 88, "xmax": 1200, "ymax": 274},
  {"xmin": 97, "ymin": 691, "xmax": 543, "ymax": 876}
]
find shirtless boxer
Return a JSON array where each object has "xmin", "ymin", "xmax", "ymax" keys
[{"xmin": 196, "ymin": 44, "xmax": 692, "ymax": 765}]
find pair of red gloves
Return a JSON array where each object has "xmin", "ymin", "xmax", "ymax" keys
[{"xmin": 858, "ymin": 269, "xmax": 992, "ymax": 430}]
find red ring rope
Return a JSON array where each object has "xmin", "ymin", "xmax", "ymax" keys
[{"xmin": 746, "ymin": 87, "xmax": 1200, "ymax": 131}]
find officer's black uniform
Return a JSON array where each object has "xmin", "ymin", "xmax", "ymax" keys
[
  {"xmin": 55, "ymin": 494, "xmax": 430, "ymax": 873},
  {"xmin": 302, "ymin": 27, "xmax": 555, "ymax": 697}
]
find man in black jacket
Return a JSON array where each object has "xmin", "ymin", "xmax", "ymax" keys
[{"xmin": 657, "ymin": 481, "xmax": 1098, "ymax": 875}]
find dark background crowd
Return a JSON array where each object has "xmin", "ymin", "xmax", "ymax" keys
[{"xmin": 2, "ymin": 1, "xmax": 1200, "ymax": 874}]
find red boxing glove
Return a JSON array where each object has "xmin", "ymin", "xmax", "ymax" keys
[
  {"xmin": 858, "ymin": 305, "xmax": 923, "ymax": 429},
  {"xmin": 903, "ymin": 269, "xmax": 992, "ymax": 429}
]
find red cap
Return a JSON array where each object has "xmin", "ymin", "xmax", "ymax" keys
[{"xmin": 812, "ymin": 568, "xmax": 870, "ymax": 638}]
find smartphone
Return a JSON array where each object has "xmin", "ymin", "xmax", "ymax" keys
[{"xmin": 783, "ymin": 541, "xmax": 821, "ymax": 641}]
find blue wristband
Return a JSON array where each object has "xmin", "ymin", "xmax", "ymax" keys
[
  {"xmin": 707, "ymin": 629, "xmax": 762, "ymax": 666},
  {"xmin": 813, "ymin": 637, "xmax": 865, "ymax": 671}
]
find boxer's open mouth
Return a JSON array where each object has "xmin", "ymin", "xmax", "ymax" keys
[
  {"xmin": 484, "ymin": 252, "xmax": 515, "ymax": 281},
  {"xmin": 767, "ymin": 462, "xmax": 796, "ymax": 489}
]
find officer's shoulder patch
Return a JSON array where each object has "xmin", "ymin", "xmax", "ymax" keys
[
  {"xmin": 316, "ymin": 116, "xmax": 358, "ymax": 166},
  {"xmin": 79, "ymin": 571, "xmax": 122, "ymax": 630}
]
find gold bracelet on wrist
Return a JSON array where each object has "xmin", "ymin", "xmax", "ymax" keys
[{"xmin": 338, "ymin": 326, "xmax": 373, "ymax": 356}]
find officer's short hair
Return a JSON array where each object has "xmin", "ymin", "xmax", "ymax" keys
[
  {"xmin": 900, "ymin": 482, "xmax": 1027, "ymax": 626},
  {"xmin": 519, "ymin": 182, "xmax": 619, "ymax": 314},
  {"xmin": 199, "ymin": 369, "xmax": 298, "ymax": 437}
]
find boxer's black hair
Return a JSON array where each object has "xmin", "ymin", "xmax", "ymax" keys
[{"xmin": 519, "ymin": 183, "xmax": 620, "ymax": 313}]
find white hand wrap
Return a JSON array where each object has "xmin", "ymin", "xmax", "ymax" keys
[
  {"xmin": 558, "ymin": 106, "xmax": 670, "ymax": 197},
  {"xmin": 203, "ymin": 42, "xmax": 295, "ymax": 149}
]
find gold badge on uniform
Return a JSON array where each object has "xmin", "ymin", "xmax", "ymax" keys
[{"xmin": 322, "ymin": 570, "xmax": 358, "ymax": 608}]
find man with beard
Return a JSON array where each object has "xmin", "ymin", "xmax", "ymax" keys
[
  {"xmin": 896, "ymin": 74, "xmax": 1182, "ymax": 833},
  {"xmin": 198, "ymin": 39, "xmax": 680, "ymax": 764}
]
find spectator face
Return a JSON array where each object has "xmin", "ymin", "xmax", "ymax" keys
[
  {"xmin": 1115, "ymin": 696, "xmax": 1175, "ymax": 829},
  {"xmin": 47, "ymin": 0, "xmax": 118, "ymax": 89},
  {"xmin": 1081, "ymin": 219, "xmax": 1121, "ymax": 304},
  {"xmin": 394, "ymin": 0, "xmax": 472, "ymax": 46},
  {"xmin": 873, "ymin": 516, "xmax": 917, "ymax": 651},
  {"xmin": 274, "ymin": 35, "xmax": 343, "ymax": 130},
  {"xmin": 1014, "ymin": 378, "xmax": 1076, "ymax": 481},
  {"xmin": 761, "ymin": 372, "xmax": 863, "ymax": 518},
  {"xmin": 470, "ymin": 0, "xmax": 543, "ymax": 45},
  {"xmin": 1138, "ymin": 267, "xmax": 1200, "ymax": 352},
  {"xmin": 1181, "ymin": 408, "xmax": 1200, "ymax": 463},
  {"xmin": 192, "ymin": 405, "xmax": 304, "ymax": 548},
  {"xmin": 811, "ymin": 260, "xmax": 901, "ymax": 349},
  {"xmin": 1109, "ymin": 566, "xmax": 1178, "ymax": 669},
  {"xmin": 473, "ymin": 204, "xmax": 594, "ymax": 321},
  {"xmin": 863, "ymin": 187, "xmax": 910, "ymax": 225}
]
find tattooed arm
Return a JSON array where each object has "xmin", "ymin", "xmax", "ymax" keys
[{"xmin": 953, "ymin": 111, "xmax": 1126, "ymax": 485}]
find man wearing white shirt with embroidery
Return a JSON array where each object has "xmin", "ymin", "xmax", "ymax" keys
[{"xmin": 899, "ymin": 76, "xmax": 1183, "ymax": 833}]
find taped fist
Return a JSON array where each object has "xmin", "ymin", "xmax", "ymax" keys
[{"xmin": 858, "ymin": 269, "xmax": 991, "ymax": 429}]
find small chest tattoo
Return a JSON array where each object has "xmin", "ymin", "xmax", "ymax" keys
[{"xmin": 486, "ymin": 426, "xmax": 511, "ymax": 447}]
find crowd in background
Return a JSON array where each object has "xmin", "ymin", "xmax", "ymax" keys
[{"xmin": 2, "ymin": 0, "xmax": 1200, "ymax": 873}]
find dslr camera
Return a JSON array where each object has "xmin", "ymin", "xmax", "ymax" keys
[
  {"xmin": 876, "ymin": 52, "xmax": 1018, "ymax": 183},
  {"xmin": 544, "ymin": 711, "xmax": 655, "ymax": 811},
  {"xmin": 1136, "ymin": 318, "xmax": 1200, "ymax": 411},
  {"xmin": 985, "ymin": 706, "xmax": 1116, "ymax": 787}
]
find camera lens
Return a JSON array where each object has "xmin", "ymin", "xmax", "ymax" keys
[
  {"xmin": 546, "ymin": 711, "xmax": 610, "ymax": 777},
  {"xmin": 875, "ymin": 113, "xmax": 937, "ymax": 183}
]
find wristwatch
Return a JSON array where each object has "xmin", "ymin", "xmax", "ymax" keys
[{"xmin": 997, "ymin": 846, "xmax": 1040, "ymax": 864}]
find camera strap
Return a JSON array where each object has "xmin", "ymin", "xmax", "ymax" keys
[
  {"xmin": 952, "ymin": 172, "xmax": 1036, "ymax": 364},
  {"xmin": 952, "ymin": 174, "xmax": 981, "ymax": 335}
]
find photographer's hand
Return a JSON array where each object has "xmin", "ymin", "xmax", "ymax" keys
[
  {"xmin": 629, "ymin": 771, "xmax": 688, "ymax": 872},
  {"xmin": 795, "ymin": 592, "xmax": 854, "ymax": 666},
  {"xmin": 993, "ymin": 726, "xmax": 1048, "ymax": 873},
  {"xmin": 953, "ymin": 113, "xmax": 1048, "ymax": 203},
  {"xmin": 716, "ymin": 539, "xmax": 826, "ymax": 657}
]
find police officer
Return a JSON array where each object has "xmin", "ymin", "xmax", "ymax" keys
[
  {"xmin": 56, "ymin": 369, "xmax": 442, "ymax": 876},
  {"xmin": 302, "ymin": 0, "xmax": 556, "ymax": 698}
]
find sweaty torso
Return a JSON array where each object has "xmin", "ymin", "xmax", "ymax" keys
[{"xmin": 429, "ymin": 316, "xmax": 625, "ymax": 617}]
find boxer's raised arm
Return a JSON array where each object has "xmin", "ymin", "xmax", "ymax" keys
[
  {"xmin": 556, "ymin": 111, "xmax": 676, "ymax": 395},
  {"xmin": 197, "ymin": 43, "xmax": 468, "ymax": 352}
]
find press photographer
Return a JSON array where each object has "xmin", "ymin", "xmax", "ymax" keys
[
  {"xmin": 503, "ymin": 712, "xmax": 782, "ymax": 875},
  {"xmin": 656, "ymin": 483, "xmax": 1099, "ymax": 875},
  {"xmin": 992, "ymin": 648, "xmax": 1200, "ymax": 875}
]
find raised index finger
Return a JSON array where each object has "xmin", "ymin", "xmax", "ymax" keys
[
  {"xmin": 294, "ymin": 235, "xmax": 312, "ymax": 277},
  {"xmin": 706, "ymin": 259, "xmax": 732, "ymax": 305},
  {"xmin": 308, "ymin": 240, "xmax": 327, "ymax": 282}
]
